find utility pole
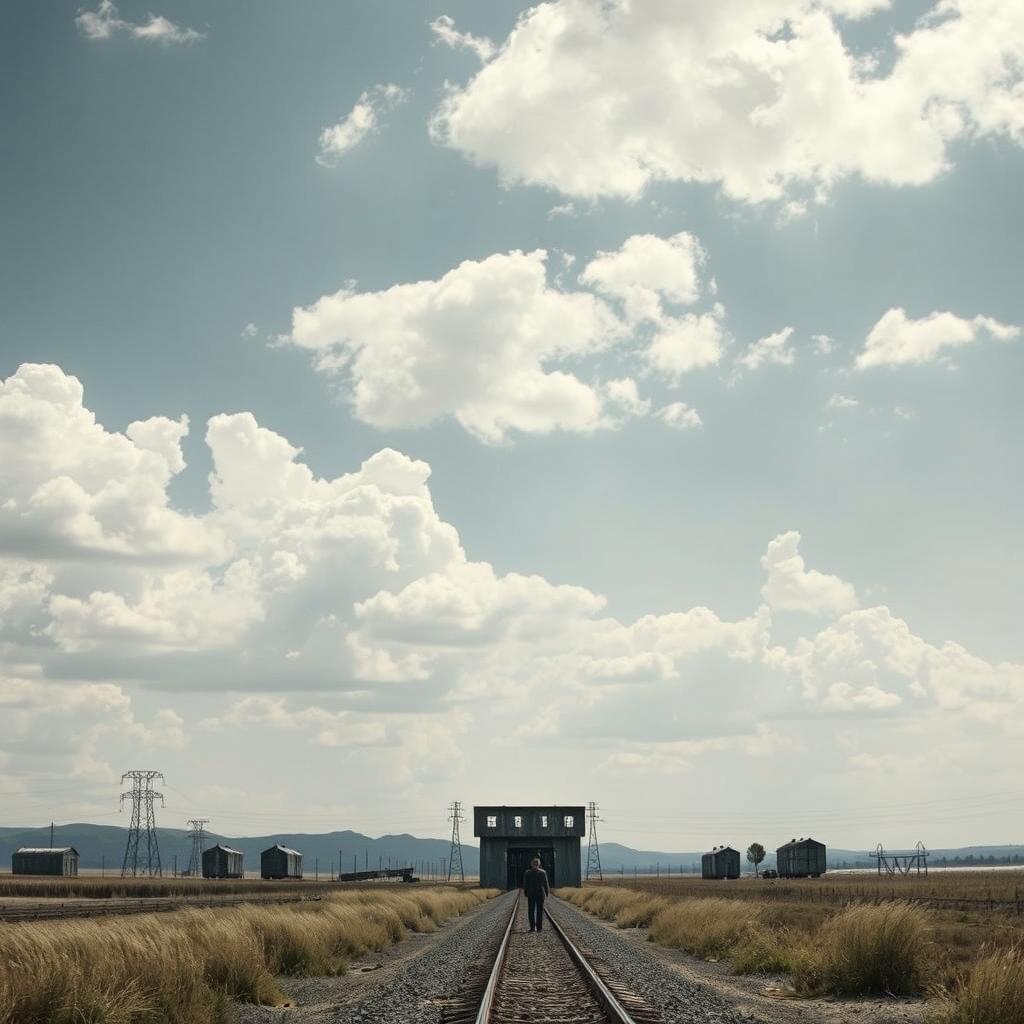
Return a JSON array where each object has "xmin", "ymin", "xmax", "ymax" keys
[
  {"xmin": 120, "ymin": 770, "xmax": 165, "ymax": 877},
  {"xmin": 447, "ymin": 801, "xmax": 465, "ymax": 883},
  {"xmin": 586, "ymin": 801, "xmax": 603, "ymax": 881},
  {"xmin": 186, "ymin": 818, "xmax": 209, "ymax": 877}
]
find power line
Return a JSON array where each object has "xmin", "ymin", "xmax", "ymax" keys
[
  {"xmin": 447, "ymin": 801, "xmax": 465, "ymax": 883},
  {"xmin": 586, "ymin": 801, "xmax": 603, "ymax": 881},
  {"xmin": 120, "ymin": 770, "xmax": 165, "ymax": 877},
  {"xmin": 186, "ymin": 818, "xmax": 208, "ymax": 877}
]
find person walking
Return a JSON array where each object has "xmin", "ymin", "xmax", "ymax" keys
[{"xmin": 522, "ymin": 855, "xmax": 550, "ymax": 932}]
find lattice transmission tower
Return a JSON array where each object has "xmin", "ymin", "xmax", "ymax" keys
[
  {"xmin": 120, "ymin": 770, "xmax": 165, "ymax": 877},
  {"xmin": 586, "ymin": 800, "xmax": 603, "ymax": 881},
  {"xmin": 186, "ymin": 818, "xmax": 209, "ymax": 877},
  {"xmin": 447, "ymin": 800, "xmax": 465, "ymax": 882}
]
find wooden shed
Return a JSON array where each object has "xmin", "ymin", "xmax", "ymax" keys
[
  {"xmin": 474, "ymin": 805, "xmax": 585, "ymax": 889},
  {"xmin": 776, "ymin": 837, "xmax": 827, "ymax": 878},
  {"xmin": 261, "ymin": 844, "xmax": 303, "ymax": 879},
  {"xmin": 701, "ymin": 845, "xmax": 740, "ymax": 879},
  {"xmin": 202, "ymin": 843, "xmax": 244, "ymax": 879},
  {"xmin": 12, "ymin": 847, "xmax": 79, "ymax": 876}
]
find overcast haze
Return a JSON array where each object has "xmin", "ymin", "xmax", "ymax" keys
[{"xmin": 1, "ymin": 0, "xmax": 1022, "ymax": 854}]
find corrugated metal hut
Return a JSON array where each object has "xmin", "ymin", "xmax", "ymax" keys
[
  {"xmin": 776, "ymin": 837, "xmax": 827, "ymax": 878},
  {"xmin": 701, "ymin": 845, "xmax": 740, "ymax": 879},
  {"xmin": 12, "ymin": 847, "xmax": 79, "ymax": 876},
  {"xmin": 474, "ymin": 805, "xmax": 585, "ymax": 889},
  {"xmin": 202, "ymin": 843, "xmax": 244, "ymax": 879},
  {"xmin": 261, "ymin": 844, "xmax": 303, "ymax": 879}
]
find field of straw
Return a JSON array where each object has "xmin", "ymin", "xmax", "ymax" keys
[
  {"xmin": 559, "ymin": 869, "xmax": 1024, "ymax": 1024},
  {"xmin": 0, "ymin": 884, "xmax": 494, "ymax": 1024}
]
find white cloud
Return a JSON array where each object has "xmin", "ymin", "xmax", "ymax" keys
[
  {"xmin": 316, "ymin": 84, "xmax": 409, "ymax": 166},
  {"xmin": 737, "ymin": 327, "xmax": 796, "ymax": 371},
  {"xmin": 429, "ymin": 15, "xmax": 496, "ymax": 63},
  {"xmin": 76, "ymin": 1, "xmax": 203, "ymax": 44},
  {"xmin": 429, "ymin": 0, "xmax": 1024, "ymax": 205},
  {"xmin": 761, "ymin": 531, "xmax": 858, "ymax": 615},
  {"xmin": 825, "ymin": 393, "xmax": 859, "ymax": 409},
  {"xmin": 856, "ymin": 308, "xmax": 1020, "ymax": 368},
  {"xmin": 288, "ymin": 249, "xmax": 625, "ymax": 442},
  {"xmin": 656, "ymin": 402, "xmax": 703, "ymax": 430}
]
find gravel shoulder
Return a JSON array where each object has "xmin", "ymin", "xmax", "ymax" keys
[{"xmin": 230, "ymin": 893, "xmax": 931, "ymax": 1024}]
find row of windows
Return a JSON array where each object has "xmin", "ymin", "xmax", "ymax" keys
[{"xmin": 484, "ymin": 814, "xmax": 574, "ymax": 829}]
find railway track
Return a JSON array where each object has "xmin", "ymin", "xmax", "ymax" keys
[{"xmin": 441, "ymin": 893, "xmax": 664, "ymax": 1024}]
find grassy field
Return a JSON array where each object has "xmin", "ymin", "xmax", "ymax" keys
[
  {"xmin": 0, "ymin": 885, "xmax": 496, "ymax": 1024},
  {"xmin": 557, "ymin": 870, "xmax": 1024, "ymax": 1024}
]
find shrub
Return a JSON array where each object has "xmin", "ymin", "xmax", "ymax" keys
[
  {"xmin": 647, "ymin": 899, "xmax": 757, "ymax": 958},
  {"xmin": 793, "ymin": 902, "xmax": 931, "ymax": 998},
  {"xmin": 929, "ymin": 946, "xmax": 1024, "ymax": 1024}
]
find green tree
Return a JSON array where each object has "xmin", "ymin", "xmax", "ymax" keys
[{"xmin": 746, "ymin": 842, "xmax": 766, "ymax": 877}]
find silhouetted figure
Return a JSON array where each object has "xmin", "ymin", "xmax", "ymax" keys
[{"xmin": 522, "ymin": 855, "xmax": 550, "ymax": 931}]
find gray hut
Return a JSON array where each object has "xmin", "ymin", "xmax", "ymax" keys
[
  {"xmin": 776, "ymin": 837, "xmax": 827, "ymax": 878},
  {"xmin": 12, "ymin": 847, "xmax": 79, "ymax": 876},
  {"xmin": 261, "ymin": 844, "xmax": 303, "ymax": 879},
  {"xmin": 202, "ymin": 843, "xmax": 244, "ymax": 879},
  {"xmin": 701, "ymin": 845, "xmax": 740, "ymax": 879}
]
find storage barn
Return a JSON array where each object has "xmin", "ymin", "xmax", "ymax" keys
[
  {"xmin": 776, "ymin": 837, "xmax": 827, "ymax": 878},
  {"xmin": 12, "ymin": 847, "xmax": 79, "ymax": 876},
  {"xmin": 202, "ymin": 843, "xmax": 244, "ymax": 879},
  {"xmin": 474, "ymin": 805, "xmax": 585, "ymax": 890},
  {"xmin": 261, "ymin": 844, "xmax": 303, "ymax": 879},
  {"xmin": 701, "ymin": 845, "xmax": 740, "ymax": 879}
]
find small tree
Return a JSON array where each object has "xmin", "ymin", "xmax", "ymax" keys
[{"xmin": 746, "ymin": 842, "xmax": 766, "ymax": 877}]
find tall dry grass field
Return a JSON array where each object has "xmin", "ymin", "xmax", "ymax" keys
[
  {"xmin": 561, "ymin": 869, "xmax": 1024, "ymax": 1015},
  {"xmin": 0, "ymin": 886, "xmax": 494, "ymax": 1024}
]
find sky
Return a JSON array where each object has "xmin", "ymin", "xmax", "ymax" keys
[{"xmin": 1, "ymin": 0, "xmax": 1022, "ymax": 855}]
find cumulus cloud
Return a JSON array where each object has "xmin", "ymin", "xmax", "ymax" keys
[
  {"xmin": 856, "ymin": 308, "xmax": 1020, "ymax": 368},
  {"xmin": 656, "ymin": 402, "xmax": 703, "ymax": 429},
  {"xmin": 429, "ymin": 14, "xmax": 496, "ymax": 63},
  {"xmin": 737, "ymin": 327, "xmax": 796, "ymax": 371},
  {"xmin": 76, "ymin": 1, "xmax": 203, "ymax": 43},
  {"xmin": 761, "ymin": 531, "xmax": 858, "ymax": 615},
  {"xmin": 429, "ymin": 1, "xmax": 1024, "ymax": 205},
  {"xmin": 316, "ymin": 84, "xmax": 408, "ymax": 165}
]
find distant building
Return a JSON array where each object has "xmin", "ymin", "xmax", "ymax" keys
[
  {"xmin": 474, "ymin": 805, "xmax": 585, "ymax": 889},
  {"xmin": 12, "ymin": 847, "xmax": 79, "ymax": 876},
  {"xmin": 261, "ymin": 844, "xmax": 303, "ymax": 879},
  {"xmin": 701, "ymin": 845, "xmax": 740, "ymax": 879},
  {"xmin": 202, "ymin": 843, "xmax": 244, "ymax": 879},
  {"xmin": 776, "ymin": 837, "xmax": 827, "ymax": 878}
]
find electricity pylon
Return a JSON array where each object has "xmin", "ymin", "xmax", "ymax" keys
[
  {"xmin": 586, "ymin": 801, "xmax": 603, "ymax": 881},
  {"xmin": 447, "ymin": 801, "xmax": 465, "ymax": 882},
  {"xmin": 186, "ymin": 818, "xmax": 209, "ymax": 877},
  {"xmin": 120, "ymin": 770, "xmax": 165, "ymax": 877}
]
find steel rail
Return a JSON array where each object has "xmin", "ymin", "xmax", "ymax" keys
[{"xmin": 473, "ymin": 896, "xmax": 642, "ymax": 1024}]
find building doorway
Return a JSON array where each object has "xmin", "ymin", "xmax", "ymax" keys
[{"xmin": 506, "ymin": 846, "xmax": 555, "ymax": 890}]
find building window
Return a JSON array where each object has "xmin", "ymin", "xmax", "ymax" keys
[
  {"xmin": 514, "ymin": 815, "xmax": 522, "ymax": 828},
  {"xmin": 486, "ymin": 815, "xmax": 497, "ymax": 828},
  {"xmin": 540, "ymin": 815, "xmax": 548, "ymax": 828},
  {"xmin": 564, "ymin": 815, "xmax": 574, "ymax": 828}
]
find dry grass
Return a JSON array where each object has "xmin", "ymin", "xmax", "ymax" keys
[
  {"xmin": 559, "ymin": 869, "xmax": 1024, "ymax": 1012},
  {"xmin": 0, "ymin": 886, "xmax": 495, "ymax": 1024}
]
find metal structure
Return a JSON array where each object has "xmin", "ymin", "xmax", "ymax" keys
[
  {"xmin": 447, "ymin": 800, "xmax": 466, "ymax": 882},
  {"xmin": 776, "ymin": 836, "xmax": 827, "ymax": 878},
  {"xmin": 120, "ymin": 770, "xmax": 165, "ymax": 877},
  {"xmin": 261, "ymin": 844, "xmax": 303, "ymax": 879},
  {"xmin": 186, "ymin": 818, "xmax": 209, "ymax": 877},
  {"xmin": 701, "ymin": 845, "xmax": 740, "ymax": 879},
  {"xmin": 585, "ymin": 801, "xmax": 603, "ymax": 881},
  {"xmin": 474, "ymin": 805, "xmax": 585, "ymax": 890},
  {"xmin": 202, "ymin": 843, "xmax": 244, "ymax": 879},
  {"xmin": 871, "ymin": 841, "xmax": 929, "ymax": 876},
  {"xmin": 12, "ymin": 847, "xmax": 79, "ymax": 876}
]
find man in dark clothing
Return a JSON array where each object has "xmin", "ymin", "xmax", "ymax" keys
[{"xmin": 522, "ymin": 855, "xmax": 550, "ymax": 931}]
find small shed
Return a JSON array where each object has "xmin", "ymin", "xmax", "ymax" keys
[
  {"xmin": 202, "ymin": 843, "xmax": 244, "ymax": 879},
  {"xmin": 261, "ymin": 844, "xmax": 303, "ymax": 879},
  {"xmin": 776, "ymin": 837, "xmax": 827, "ymax": 878},
  {"xmin": 12, "ymin": 847, "xmax": 79, "ymax": 876},
  {"xmin": 701, "ymin": 845, "xmax": 740, "ymax": 879}
]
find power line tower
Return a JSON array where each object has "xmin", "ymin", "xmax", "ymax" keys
[
  {"xmin": 186, "ymin": 818, "xmax": 209, "ymax": 877},
  {"xmin": 120, "ymin": 770, "xmax": 165, "ymax": 877},
  {"xmin": 586, "ymin": 801, "xmax": 603, "ymax": 881},
  {"xmin": 447, "ymin": 801, "xmax": 465, "ymax": 883}
]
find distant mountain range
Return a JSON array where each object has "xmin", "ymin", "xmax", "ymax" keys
[{"xmin": 2, "ymin": 824, "xmax": 1021, "ymax": 876}]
